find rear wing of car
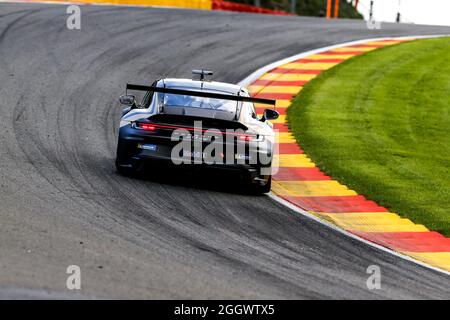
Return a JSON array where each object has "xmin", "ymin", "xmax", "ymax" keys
[{"xmin": 126, "ymin": 83, "xmax": 276, "ymax": 106}]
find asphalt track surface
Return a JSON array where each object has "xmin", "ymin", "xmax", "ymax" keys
[{"xmin": 0, "ymin": 3, "xmax": 449, "ymax": 299}]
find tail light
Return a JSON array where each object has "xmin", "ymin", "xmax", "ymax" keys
[
  {"xmin": 238, "ymin": 134, "xmax": 255, "ymax": 141},
  {"xmin": 133, "ymin": 122, "xmax": 261, "ymax": 141},
  {"xmin": 134, "ymin": 122, "xmax": 181, "ymax": 131},
  {"xmin": 138, "ymin": 123, "xmax": 156, "ymax": 131}
]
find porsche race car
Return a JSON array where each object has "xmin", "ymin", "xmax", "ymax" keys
[{"xmin": 116, "ymin": 70, "xmax": 279, "ymax": 193}]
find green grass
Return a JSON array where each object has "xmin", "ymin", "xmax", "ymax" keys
[{"xmin": 288, "ymin": 37, "xmax": 450, "ymax": 236}]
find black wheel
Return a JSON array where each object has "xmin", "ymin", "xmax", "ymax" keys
[
  {"xmin": 115, "ymin": 157, "xmax": 136, "ymax": 176},
  {"xmin": 115, "ymin": 139, "xmax": 137, "ymax": 176},
  {"xmin": 250, "ymin": 175, "xmax": 272, "ymax": 194}
]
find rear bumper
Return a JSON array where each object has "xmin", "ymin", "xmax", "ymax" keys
[{"xmin": 116, "ymin": 124, "xmax": 273, "ymax": 182}]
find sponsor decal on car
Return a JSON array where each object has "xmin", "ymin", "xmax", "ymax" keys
[{"xmin": 138, "ymin": 143, "xmax": 158, "ymax": 151}]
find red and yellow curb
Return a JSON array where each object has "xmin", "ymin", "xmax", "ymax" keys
[
  {"xmin": 247, "ymin": 39, "xmax": 450, "ymax": 273},
  {"xmin": 2, "ymin": 0, "xmax": 212, "ymax": 9},
  {"xmin": 4, "ymin": 0, "xmax": 291, "ymax": 13}
]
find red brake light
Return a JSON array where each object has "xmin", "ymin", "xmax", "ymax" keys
[
  {"xmin": 238, "ymin": 134, "xmax": 254, "ymax": 141},
  {"xmin": 138, "ymin": 123, "xmax": 156, "ymax": 131},
  {"xmin": 134, "ymin": 122, "xmax": 257, "ymax": 141}
]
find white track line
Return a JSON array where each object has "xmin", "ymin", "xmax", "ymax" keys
[{"xmin": 239, "ymin": 35, "xmax": 450, "ymax": 277}]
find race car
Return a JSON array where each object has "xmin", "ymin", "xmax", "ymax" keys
[{"xmin": 115, "ymin": 70, "xmax": 279, "ymax": 193}]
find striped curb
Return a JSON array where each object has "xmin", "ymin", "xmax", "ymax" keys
[
  {"xmin": 1, "ymin": 0, "xmax": 212, "ymax": 9},
  {"xmin": 3, "ymin": 0, "xmax": 290, "ymax": 13},
  {"xmin": 245, "ymin": 37, "xmax": 450, "ymax": 273}
]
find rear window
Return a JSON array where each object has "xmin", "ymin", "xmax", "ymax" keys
[{"xmin": 157, "ymin": 92, "xmax": 240, "ymax": 114}]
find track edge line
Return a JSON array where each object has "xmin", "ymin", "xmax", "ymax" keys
[{"xmin": 239, "ymin": 35, "xmax": 450, "ymax": 277}]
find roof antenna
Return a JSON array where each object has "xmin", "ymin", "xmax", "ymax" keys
[{"xmin": 192, "ymin": 69, "xmax": 213, "ymax": 81}]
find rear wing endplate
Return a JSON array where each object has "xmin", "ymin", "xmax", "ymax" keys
[{"xmin": 126, "ymin": 83, "xmax": 276, "ymax": 106}]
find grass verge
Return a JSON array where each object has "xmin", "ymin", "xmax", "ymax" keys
[{"xmin": 288, "ymin": 37, "xmax": 450, "ymax": 236}]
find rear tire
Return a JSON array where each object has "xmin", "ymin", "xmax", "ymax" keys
[
  {"xmin": 115, "ymin": 139, "xmax": 137, "ymax": 176},
  {"xmin": 115, "ymin": 157, "xmax": 136, "ymax": 176},
  {"xmin": 250, "ymin": 175, "xmax": 272, "ymax": 194}
]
